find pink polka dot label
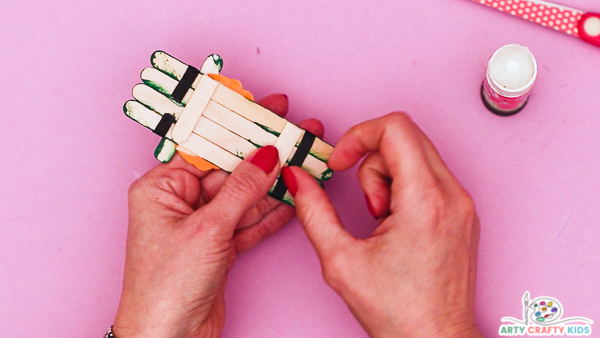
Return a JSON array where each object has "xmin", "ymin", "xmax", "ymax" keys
[
  {"xmin": 479, "ymin": 0, "xmax": 583, "ymax": 36},
  {"xmin": 470, "ymin": 0, "xmax": 600, "ymax": 48}
]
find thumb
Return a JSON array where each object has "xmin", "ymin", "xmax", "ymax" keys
[
  {"xmin": 281, "ymin": 166, "xmax": 354, "ymax": 259},
  {"xmin": 207, "ymin": 146, "xmax": 280, "ymax": 229}
]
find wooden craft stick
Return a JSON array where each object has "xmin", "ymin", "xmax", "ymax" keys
[
  {"xmin": 141, "ymin": 67, "xmax": 182, "ymax": 102},
  {"xmin": 151, "ymin": 51, "xmax": 223, "ymax": 80},
  {"xmin": 286, "ymin": 146, "xmax": 332, "ymax": 180},
  {"xmin": 124, "ymin": 100, "xmax": 173, "ymax": 137},
  {"xmin": 155, "ymin": 138, "xmax": 177, "ymax": 163},
  {"xmin": 211, "ymin": 84, "xmax": 286, "ymax": 134},
  {"xmin": 199, "ymin": 54, "xmax": 223, "ymax": 75},
  {"xmin": 203, "ymin": 100, "xmax": 278, "ymax": 146},
  {"xmin": 195, "ymin": 117, "xmax": 257, "ymax": 159},
  {"xmin": 273, "ymin": 123, "xmax": 304, "ymax": 167},
  {"xmin": 151, "ymin": 51, "xmax": 189, "ymax": 81},
  {"xmin": 132, "ymin": 83, "xmax": 183, "ymax": 118},
  {"xmin": 178, "ymin": 133, "xmax": 241, "ymax": 172},
  {"xmin": 172, "ymin": 75, "xmax": 218, "ymax": 144}
]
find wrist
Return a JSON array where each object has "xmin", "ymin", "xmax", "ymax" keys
[
  {"xmin": 416, "ymin": 316, "xmax": 481, "ymax": 338},
  {"xmin": 113, "ymin": 306, "xmax": 189, "ymax": 338}
]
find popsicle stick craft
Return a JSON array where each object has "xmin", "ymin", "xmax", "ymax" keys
[{"xmin": 124, "ymin": 51, "xmax": 334, "ymax": 206}]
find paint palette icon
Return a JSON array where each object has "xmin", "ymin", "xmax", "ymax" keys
[{"xmin": 529, "ymin": 297, "xmax": 563, "ymax": 324}]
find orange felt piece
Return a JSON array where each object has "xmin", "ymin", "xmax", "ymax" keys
[
  {"xmin": 177, "ymin": 150, "xmax": 219, "ymax": 171},
  {"xmin": 208, "ymin": 74, "xmax": 254, "ymax": 101}
]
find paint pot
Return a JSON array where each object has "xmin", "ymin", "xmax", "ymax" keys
[{"xmin": 481, "ymin": 44, "xmax": 537, "ymax": 116}]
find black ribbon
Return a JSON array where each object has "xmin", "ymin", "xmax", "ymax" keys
[
  {"xmin": 270, "ymin": 131, "xmax": 316, "ymax": 201},
  {"xmin": 153, "ymin": 113, "xmax": 176, "ymax": 137},
  {"xmin": 171, "ymin": 66, "xmax": 200, "ymax": 103}
]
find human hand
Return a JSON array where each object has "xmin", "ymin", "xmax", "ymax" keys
[
  {"xmin": 281, "ymin": 113, "xmax": 482, "ymax": 337},
  {"xmin": 113, "ymin": 94, "xmax": 324, "ymax": 338}
]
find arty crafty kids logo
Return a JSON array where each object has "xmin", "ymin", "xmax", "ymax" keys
[{"xmin": 499, "ymin": 292, "xmax": 593, "ymax": 336}]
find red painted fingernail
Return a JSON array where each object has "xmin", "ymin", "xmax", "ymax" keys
[
  {"xmin": 281, "ymin": 166, "xmax": 298, "ymax": 197},
  {"xmin": 365, "ymin": 195, "xmax": 377, "ymax": 218},
  {"xmin": 282, "ymin": 94, "xmax": 288, "ymax": 100},
  {"xmin": 250, "ymin": 146, "xmax": 279, "ymax": 174}
]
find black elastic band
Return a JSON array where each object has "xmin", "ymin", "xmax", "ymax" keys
[
  {"xmin": 171, "ymin": 66, "xmax": 200, "ymax": 103},
  {"xmin": 270, "ymin": 177, "xmax": 288, "ymax": 201},
  {"xmin": 269, "ymin": 131, "xmax": 316, "ymax": 201},
  {"xmin": 153, "ymin": 113, "xmax": 176, "ymax": 137},
  {"xmin": 288, "ymin": 131, "xmax": 316, "ymax": 167}
]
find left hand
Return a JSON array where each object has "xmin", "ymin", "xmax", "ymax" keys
[{"xmin": 113, "ymin": 94, "xmax": 324, "ymax": 337}]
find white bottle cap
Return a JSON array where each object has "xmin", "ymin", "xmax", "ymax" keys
[{"xmin": 486, "ymin": 44, "xmax": 537, "ymax": 98}]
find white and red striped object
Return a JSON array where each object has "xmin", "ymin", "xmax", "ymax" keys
[{"xmin": 470, "ymin": 0, "xmax": 600, "ymax": 48}]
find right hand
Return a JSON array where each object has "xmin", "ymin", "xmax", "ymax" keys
[{"xmin": 281, "ymin": 113, "xmax": 482, "ymax": 337}]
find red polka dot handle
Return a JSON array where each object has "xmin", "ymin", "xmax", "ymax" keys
[{"xmin": 471, "ymin": 0, "xmax": 600, "ymax": 48}]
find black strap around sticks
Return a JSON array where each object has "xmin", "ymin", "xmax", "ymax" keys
[
  {"xmin": 271, "ymin": 131, "xmax": 316, "ymax": 201},
  {"xmin": 171, "ymin": 66, "xmax": 200, "ymax": 103},
  {"xmin": 153, "ymin": 113, "xmax": 176, "ymax": 137}
]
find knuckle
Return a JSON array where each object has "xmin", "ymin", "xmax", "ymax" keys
[
  {"xmin": 455, "ymin": 189, "xmax": 477, "ymax": 220},
  {"xmin": 254, "ymin": 198, "xmax": 273, "ymax": 219},
  {"xmin": 321, "ymin": 252, "xmax": 348, "ymax": 291},
  {"xmin": 223, "ymin": 170, "xmax": 265, "ymax": 201},
  {"xmin": 420, "ymin": 177, "xmax": 447, "ymax": 209},
  {"xmin": 128, "ymin": 178, "xmax": 147, "ymax": 200},
  {"xmin": 385, "ymin": 112, "xmax": 412, "ymax": 128}
]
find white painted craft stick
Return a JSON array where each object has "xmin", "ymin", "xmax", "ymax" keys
[
  {"xmin": 274, "ymin": 123, "xmax": 304, "ymax": 167},
  {"xmin": 155, "ymin": 138, "xmax": 177, "ymax": 163},
  {"xmin": 151, "ymin": 51, "xmax": 189, "ymax": 80},
  {"xmin": 178, "ymin": 133, "xmax": 242, "ymax": 172},
  {"xmin": 200, "ymin": 54, "xmax": 223, "ymax": 75},
  {"xmin": 286, "ymin": 146, "xmax": 330, "ymax": 179},
  {"xmin": 141, "ymin": 67, "xmax": 179, "ymax": 97},
  {"xmin": 195, "ymin": 117, "xmax": 257, "ymax": 159},
  {"xmin": 124, "ymin": 100, "xmax": 173, "ymax": 137},
  {"xmin": 211, "ymin": 83, "xmax": 287, "ymax": 133},
  {"xmin": 172, "ymin": 75, "xmax": 219, "ymax": 144},
  {"xmin": 203, "ymin": 100, "xmax": 278, "ymax": 146},
  {"xmin": 141, "ymin": 67, "xmax": 196, "ymax": 104},
  {"xmin": 132, "ymin": 83, "xmax": 184, "ymax": 118}
]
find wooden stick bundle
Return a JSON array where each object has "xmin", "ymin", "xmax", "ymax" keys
[{"xmin": 124, "ymin": 51, "xmax": 335, "ymax": 205}]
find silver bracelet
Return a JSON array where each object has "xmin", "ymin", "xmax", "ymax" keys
[{"xmin": 104, "ymin": 326, "xmax": 115, "ymax": 338}]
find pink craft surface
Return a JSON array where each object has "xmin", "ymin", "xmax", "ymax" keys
[{"xmin": 1, "ymin": 0, "xmax": 599, "ymax": 336}]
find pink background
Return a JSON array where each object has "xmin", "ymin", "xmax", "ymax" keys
[{"xmin": 1, "ymin": 0, "xmax": 599, "ymax": 336}]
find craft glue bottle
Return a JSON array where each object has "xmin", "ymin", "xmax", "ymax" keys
[{"xmin": 481, "ymin": 44, "xmax": 537, "ymax": 116}]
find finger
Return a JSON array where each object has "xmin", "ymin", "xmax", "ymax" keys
[
  {"xmin": 198, "ymin": 117, "xmax": 326, "ymax": 226},
  {"xmin": 357, "ymin": 152, "xmax": 391, "ymax": 219},
  {"xmin": 234, "ymin": 117, "xmax": 325, "ymax": 228},
  {"xmin": 233, "ymin": 203, "xmax": 295, "ymax": 254},
  {"xmin": 416, "ymin": 132, "xmax": 459, "ymax": 188},
  {"xmin": 202, "ymin": 146, "xmax": 281, "ymax": 230},
  {"xmin": 136, "ymin": 153, "xmax": 212, "ymax": 211},
  {"xmin": 257, "ymin": 94, "xmax": 288, "ymax": 117},
  {"xmin": 164, "ymin": 152, "xmax": 214, "ymax": 179},
  {"xmin": 282, "ymin": 166, "xmax": 354, "ymax": 259},
  {"xmin": 328, "ymin": 113, "xmax": 431, "ymax": 181}
]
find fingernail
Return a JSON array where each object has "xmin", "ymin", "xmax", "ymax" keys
[
  {"xmin": 281, "ymin": 166, "xmax": 298, "ymax": 197},
  {"xmin": 365, "ymin": 195, "xmax": 377, "ymax": 219},
  {"xmin": 250, "ymin": 146, "xmax": 279, "ymax": 174},
  {"xmin": 282, "ymin": 94, "xmax": 288, "ymax": 100}
]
